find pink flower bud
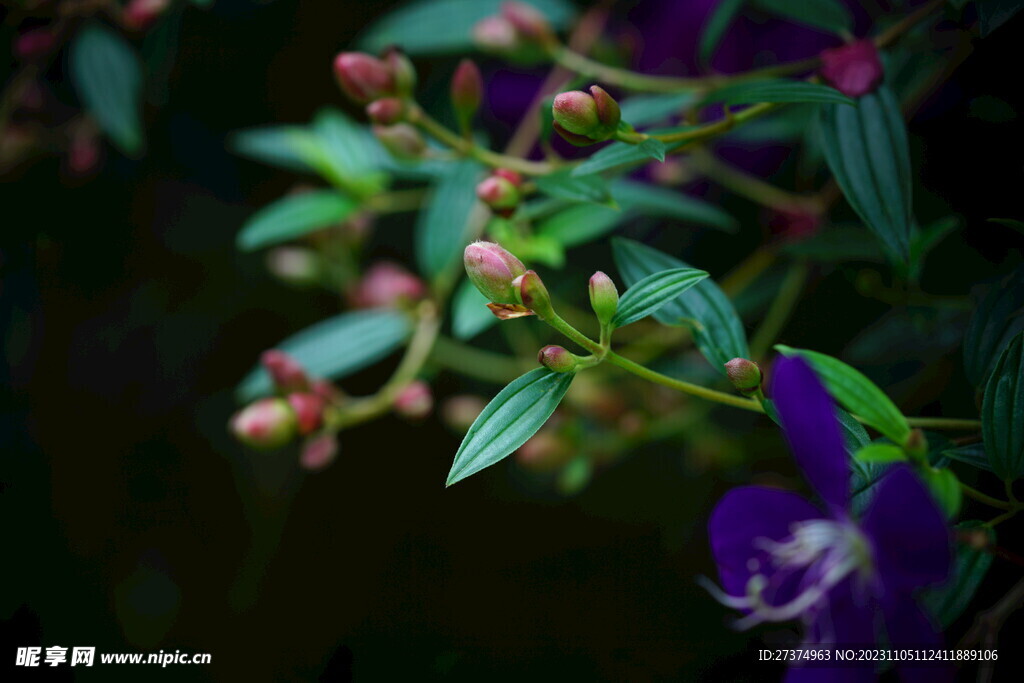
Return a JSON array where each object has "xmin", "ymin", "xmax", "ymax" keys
[
  {"xmin": 350, "ymin": 261, "xmax": 426, "ymax": 309},
  {"xmin": 266, "ymin": 246, "xmax": 320, "ymax": 285},
  {"xmin": 492, "ymin": 168, "xmax": 522, "ymax": 186},
  {"xmin": 261, "ymin": 350, "xmax": 310, "ymax": 393},
  {"xmin": 724, "ymin": 358, "xmax": 762, "ymax": 394},
  {"xmin": 366, "ymin": 98, "xmax": 405, "ymax": 125},
  {"xmin": 476, "ymin": 175, "xmax": 520, "ymax": 212},
  {"xmin": 463, "ymin": 241, "xmax": 527, "ymax": 304},
  {"xmin": 383, "ymin": 47, "xmax": 417, "ymax": 96},
  {"xmin": 441, "ymin": 395, "xmax": 486, "ymax": 432},
  {"xmin": 333, "ymin": 52, "xmax": 396, "ymax": 104},
  {"xmin": 537, "ymin": 345, "xmax": 577, "ymax": 373},
  {"xmin": 373, "ymin": 124, "xmax": 425, "ymax": 160},
  {"xmin": 473, "ymin": 16, "xmax": 520, "ymax": 52},
  {"xmin": 501, "ymin": 1, "xmax": 554, "ymax": 43},
  {"xmin": 451, "ymin": 59, "xmax": 484, "ymax": 126},
  {"xmin": 514, "ymin": 270, "xmax": 553, "ymax": 318},
  {"xmin": 552, "ymin": 86, "xmax": 620, "ymax": 144},
  {"xmin": 66, "ymin": 127, "xmax": 101, "ymax": 177},
  {"xmin": 121, "ymin": 0, "xmax": 170, "ymax": 31},
  {"xmin": 588, "ymin": 271, "xmax": 619, "ymax": 326},
  {"xmin": 818, "ymin": 39, "xmax": 884, "ymax": 98},
  {"xmin": 14, "ymin": 28, "xmax": 56, "ymax": 61},
  {"xmin": 287, "ymin": 392, "xmax": 325, "ymax": 435},
  {"xmin": 230, "ymin": 398, "xmax": 297, "ymax": 449},
  {"xmin": 300, "ymin": 433, "xmax": 339, "ymax": 471},
  {"xmin": 394, "ymin": 380, "xmax": 433, "ymax": 419}
]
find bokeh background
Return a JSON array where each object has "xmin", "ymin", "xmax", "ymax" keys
[{"xmin": 3, "ymin": 0, "xmax": 1024, "ymax": 680}]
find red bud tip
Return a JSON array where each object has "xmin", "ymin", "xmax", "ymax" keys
[
  {"xmin": 500, "ymin": 1, "xmax": 554, "ymax": 43},
  {"xmin": 451, "ymin": 59, "xmax": 484, "ymax": 118},
  {"xmin": 394, "ymin": 380, "xmax": 433, "ymax": 419},
  {"xmin": 476, "ymin": 176, "xmax": 520, "ymax": 211},
  {"xmin": 537, "ymin": 345, "xmax": 578, "ymax": 373},
  {"xmin": 366, "ymin": 98, "xmax": 405, "ymax": 125},
  {"xmin": 230, "ymin": 398, "xmax": 297, "ymax": 449},
  {"xmin": 261, "ymin": 350, "xmax": 310, "ymax": 393},
  {"xmin": 300, "ymin": 433, "xmax": 339, "ymax": 471},
  {"xmin": 492, "ymin": 168, "xmax": 523, "ymax": 186},
  {"xmin": 287, "ymin": 392, "xmax": 325, "ymax": 435},
  {"xmin": 473, "ymin": 16, "xmax": 520, "ymax": 52},
  {"xmin": 333, "ymin": 52, "xmax": 396, "ymax": 104},
  {"xmin": 818, "ymin": 40, "xmax": 884, "ymax": 98},
  {"xmin": 350, "ymin": 261, "xmax": 427, "ymax": 309},
  {"xmin": 588, "ymin": 271, "xmax": 619, "ymax": 326}
]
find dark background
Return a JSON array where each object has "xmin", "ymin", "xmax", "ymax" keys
[{"xmin": 3, "ymin": 0, "xmax": 1023, "ymax": 681}]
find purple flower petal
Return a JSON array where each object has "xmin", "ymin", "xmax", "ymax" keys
[
  {"xmin": 771, "ymin": 356, "xmax": 849, "ymax": 511},
  {"xmin": 708, "ymin": 485, "xmax": 821, "ymax": 598},
  {"xmin": 884, "ymin": 600, "xmax": 954, "ymax": 683},
  {"xmin": 861, "ymin": 465, "xmax": 952, "ymax": 594}
]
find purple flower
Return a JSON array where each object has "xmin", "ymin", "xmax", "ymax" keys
[{"xmin": 705, "ymin": 357, "xmax": 952, "ymax": 680}]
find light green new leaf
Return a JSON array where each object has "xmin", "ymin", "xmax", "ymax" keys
[
  {"xmin": 229, "ymin": 126, "xmax": 319, "ymax": 172},
  {"xmin": 447, "ymin": 369, "xmax": 574, "ymax": 486},
  {"xmin": 237, "ymin": 191, "xmax": 359, "ymax": 251},
  {"xmin": 775, "ymin": 346, "xmax": 911, "ymax": 445},
  {"xmin": 571, "ymin": 139, "xmax": 667, "ymax": 176},
  {"xmin": 69, "ymin": 24, "xmax": 145, "ymax": 155},
  {"xmin": 981, "ymin": 331, "xmax": 1024, "ymax": 480},
  {"xmin": 535, "ymin": 204, "xmax": 623, "ymax": 248},
  {"xmin": 237, "ymin": 310, "xmax": 411, "ymax": 400},
  {"xmin": 612, "ymin": 267, "xmax": 709, "ymax": 328},
  {"xmin": 752, "ymin": 0, "xmax": 853, "ymax": 34},
  {"xmin": 963, "ymin": 266, "xmax": 1024, "ymax": 387},
  {"xmin": 416, "ymin": 161, "xmax": 484, "ymax": 280},
  {"xmin": 854, "ymin": 443, "xmax": 906, "ymax": 464}
]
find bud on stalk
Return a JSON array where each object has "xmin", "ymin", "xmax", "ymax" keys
[
  {"xmin": 552, "ymin": 86, "xmax": 621, "ymax": 145},
  {"xmin": 261, "ymin": 350, "xmax": 310, "ymax": 393},
  {"xmin": 500, "ymin": 1, "xmax": 555, "ymax": 44},
  {"xmin": 451, "ymin": 59, "xmax": 483, "ymax": 132},
  {"xmin": 230, "ymin": 398, "xmax": 297, "ymax": 449},
  {"xmin": 476, "ymin": 175, "xmax": 520, "ymax": 213},
  {"xmin": 300, "ymin": 433, "xmax": 339, "ymax": 471},
  {"xmin": 724, "ymin": 358, "xmax": 762, "ymax": 395},
  {"xmin": 333, "ymin": 52, "xmax": 396, "ymax": 103},
  {"xmin": 366, "ymin": 98, "xmax": 404, "ymax": 125},
  {"xmin": 383, "ymin": 47, "xmax": 417, "ymax": 97},
  {"xmin": 394, "ymin": 380, "xmax": 433, "ymax": 419},
  {"xmin": 373, "ymin": 124, "xmax": 425, "ymax": 160},
  {"xmin": 472, "ymin": 16, "xmax": 520, "ymax": 53},
  {"xmin": 514, "ymin": 270, "xmax": 554, "ymax": 319},
  {"xmin": 588, "ymin": 271, "xmax": 619, "ymax": 327},
  {"xmin": 538, "ymin": 345, "xmax": 578, "ymax": 373},
  {"xmin": 287, "ymin": 393, "xmax": 325, "ymax": 435},
  {"xmin": 464, "ymin": 241, "xmax": 527, "ymax": 304}
]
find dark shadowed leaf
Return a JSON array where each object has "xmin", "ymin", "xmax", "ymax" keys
[
  {"xmin": 751, "ymin": 0, "xmax": 853, "ymax": 34},
  {"xmin": 704, "ymin": 80, "xmax": 854, "ymax": 107},
  {"xmin": 416, "ymin": 161, "xmax": 483, "ymax": 279},
  {"xmin": 571, "ymin": 139, "xmax": 666, "ymax": 176},
  {"xmin": 237, "ymin": 191, "xmax": 359, "ymax": 251},
  {"xmin": 923, "ymin": 522, "xmax": 995, "ymax": 627},
  {"xmin": 619, "ymin": 92, "xmax": 699, "ymax": 126},
  {"xmin": 613, "ymin": 180, "xmax": 738, "ymax": 232},
  {"xmin": 535, "ymin": 170, "xmax": 615, "ymax": 206},
  {"xmin": 981, "ymin": 331, "xmax": 1024, "ymax": 480},
  {"xmin": 963, "ymin": 266, "xmax": 1024, "ymax": 387},
  {"xmin": 699, "ymin": 0, "xmax": 747, "ymax": 62}
]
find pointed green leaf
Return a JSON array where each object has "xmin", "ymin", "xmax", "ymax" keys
[
  {"xmin": 230, "ymin": 126, "xmax": 318, "ymax": 172},
  {"xmin": 775, "ymin": 345, "xmax": 911, "ymax": 445},
  {"xmin": 237, "ymin": 191, "xmax": 359, "ymax": 251},
  {"xmin": 613, "ymin": 238, "xmax": 748, "ymax": 371},
  {"xmin": 704, "ymin": 79, "xmax": 855, "ymax": 107},
  {"xmin": 819, "ymin": 86, "xmax": 913, "ymax": 262},
  {"xmin": 447, "ymin": 369, "xmax": 574, "ymax": 486},
  {"xmin": 923, "ymin": 522, "xmax": 995, "ymax": 627},
  {"xmin": 942, "ymin": 443, "xmax": 992, "ymax": 472},
  {"xmin": 963, "ymin": 266, "xmax": 1024, "ymax": 387},
  {"xmin": 416, "ymin": 161, "xmax": 484, "ymax": 279},
  {"xmin": 237, "ymin": 310, "xmax": 411, "ymax": 400},
  {"xmin": 977, "ymin": 0, "xmax": 1024, "ymax": 36},
  {"xmin": 700, "ymin": 0, "xmax": 747, "ymax": 62},
  {"xmin": 612, "ymin": 267, "xmax": 709, "ymax": 328},
  {"xmin": 571, "ymin": 139, "xmax": 667, "ymax": 176},
  {"xmin": 535, "ymin": 203, "xmax": 623, "ymax": 248},
  {"xmin": 854, "ymin": 443, "xmax": 907, "ymax": 464},
  {"xmin": 535, "ymin": 170, "xmax": 615, "ymax": 206},
  {"xmin": 981, "ymin": 331, "xmax": 1024, "ymax": 480},
  {"xmin": 612, "ymin": 180, "xmax": 738, "ymax": 232},
  {"xmin": 452, "ymin": 277, "xmax": 497, "ymax": 340},
  {"xmin": 920, "ymin": 466, "xmax": 962, "ymax": 519}
]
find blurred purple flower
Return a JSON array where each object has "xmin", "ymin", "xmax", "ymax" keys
[{"xmin": 705, "ymin": 356, "xmax": 952, "ymax": 680}]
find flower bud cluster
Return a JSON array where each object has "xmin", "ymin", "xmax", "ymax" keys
[
  {"xmin": 552, "ymin": 86, "xmax": 621, "ymax": 146},
  {"xmin": 472, "ymin": 2, "xmax": 556, "ymax": 56}
]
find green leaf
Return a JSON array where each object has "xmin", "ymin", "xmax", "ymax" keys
[
  {"xmin": 963, "ymin": 266, "xmax": 1024, "ymax": 387},
  {"xmin": 237, "ymin": 191, "xmax": 359, "ymax": 251},
  {"xmin": 237, "ymin": 310, "xmax": 411, "ymax": 400},
  {"xmin": 618, "ymin": 93, "xmax": 699, "ymax": 127},
  {"xmin": 452, "ymin": 277, "xmax": 497, "ymax": 340},
  {"xmin": 699, "ymin": 0, "xmax": 746, "ymax": 63},
  {"xmin": 535, "ymin": 170, "xmax": 615, "ymax": 206},
  {"xmin": 977, "ymin": 0, "xmax": 1024, "ymax": 36},
  {"xmin": 923, "ymin": 522, "xmax": 995, "ymax": 627},
  {"xmin": 819, "ymin": 86, "xmax": 913, "ymax": 262},
  {"xmin": 613, "ymin": 238, "xmax": 748, "ymax": 371},
  {"xmin": 942, "ymin": 443, "xmax": 993, "ymax": 472},
  {"xmin": 416, "ymin": 161, "xmax": 483, "ymax": 279},
  {"xmin": 854, "ymin": 443, "xmax": 907, "ymax": 464},
  {"xmin": 981, "ymin": 331, "xmax": 1024, "ymax": 480},
  {"xmin": 704, "ymin": 79, "xmax": 855, "ymax": 107},
  {"xmin": 229, "ymin": 126, "xmax": 318, "ymax": 172},
  {"xmin": 988, "ymin": 217, "xmax": 1024, "ymax": 234},
  {"xmin": 69, "ymin": 24, "xmax": 145, "ymax": 155},
  {"xmin": 920, "ymin": 466, "xmax": 962, "ymax": 518},
  {"xmin": 612, "ymin": 180, "xmax": 738, "ymax": 232},
  {"xmin": 304, "ymin": 109, "xmax": 390, "ymax": 196},
  {"xmin": 775, "ymin": 346, "xmax": 911, "ymax": 445},
  {"xmin": 357, "ymin": 0, "xmax": 575, "ymax": 54},
  {"xmin": 535, "ymin": 204, "xmax": 623, "ymax": 248},
  {"xmin": 612, "ymin": 267, "xmax": 709, "ymax": 328},
  {"xmin": 447, "ymin": 369, "xmax": 574, "ymax": 486},
  {"xmin": 781, "ymin": 225, "xmax": 886, "ymax": 263},
  {"xmin": 751, "ymin": 0, "xmax": 853, "ymax": 34},
  {"xmin": 571, "ymin": 139, "xmax": 666, "ymax": 176}
]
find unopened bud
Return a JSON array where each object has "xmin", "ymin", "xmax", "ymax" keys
[
  {"xmin": 366, "ymin": 97, "xmax": 405, "ymax": 125},
  {"xmin": 472, "ymin": 16, "xmax": 520, "ymax": 53},
  {"xmin": 588, "ymin": 271, "xmax": 619, "ymax": 327},
  {"xmin": 493, "ymin": 168, "xmax": 522, "ymax": 186},
  {"xmin": 514, "ymin": 270, "xmax": 554, "ymax": 319},
  {"xmin": 818, "ymin": 39, "xmax": 884, "ymax": 98},
  {"xmin": 373, "ymin": 124, "xmax": 425, "ymax": 160},
  {"xmin": 451, "ymin": 59, "xmax": 483, "ymax": 129},
  {"xmin": 287, "ymin": 392, "xmax": 325, "ymax": 435},
  {"xmin": 121, "ymin": 0, "xmax": 170, "ymax": 31},
  {"xmin": 538, "ymin": 345, "xmax": 577, "ymax": 373},
  {"xmin": 464, "ymin": 241, "xmax": 527, "ymax": 304},
  {"xmin": 333, "ymin": 52, "xmax": 396, "ymax": 104},
  {"xmin": 14, "ymin": 28, "xmax": 56, "ymax": 61},
  {"xmin": 905, "ymin": 428, "xmax": 928, "ymax": 461},
  {"xmin": 501, "ymin": 1, "xmax": 555, "ymax": 44},
  {"xmin": 350, "ymin": 261, "xmax": 426, "ymax": 309},
  {"xmin": 383, "ymin": 47, "xmax": 417, "ymax": 97},
  {"xmin": 300, "ymin": 433, "xmax": 339, "ymax": 471},
  {"xmin": 394, "ymin": 380, "xmax": 433, "ymax": 419},
  {"xmin": 261, "ymin": 350, "xmax": 310, "ymax": 393},
  {"xmin": 230, "ymin": 398, "xmax": 297, "ymax": 449},
  {"xmin": 266, "ymin": 246, "xmax": 320, "ymax": 286},
  {"xmin": 476, "ymin": 175, "xmax": 520, "ymax": 213},
  {"xmin": 552, "ymin": 86, "xmax": 621, "ymax": 145},
  {"xmin": 724, "ymin": 358, "xmax": 762, "ymax": 395}
]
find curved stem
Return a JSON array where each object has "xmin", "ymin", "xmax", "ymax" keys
[
  {"xmin": 650, "ymin": 103, "xmax": 778, "ymax": 145},
  {"xmin": 960, "ymin": 482, "xmax": 1014, "ymax": 511}
]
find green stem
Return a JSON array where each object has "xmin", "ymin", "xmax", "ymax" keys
[
  {"xmin": 430, "ymin": 336, "xmax": 522, "ymax": 384},
  {"xmin": 366, "ymin": 188, "xmax": 428, "ymax": 213},
  {"xmin": 986, "ymin": 509, "xmax": 1019, "ymax": 528},
  {"xmin": 960, "ymin": 482, "xmax": 1014, "ymax": 511},
  {"xmin": 749, "ymin": 263, "xmax": 809, "ymax": 360},
  {"xmin": 543, "ymin": 311, "xmax": 605, "ymax": 356},
  {"xmin": 903, "ymin": 416, "xmax": 982, "ymax": 430},
  {"xmin": 690, "ymin": 148, "xmax": 820, "ymax": 212},
  {"xmin": 649, "ymin": 103, "xmax": 778, "ymax": 145}
]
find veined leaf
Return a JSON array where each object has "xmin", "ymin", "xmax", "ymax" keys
[
  {"xmin": 613, "ymin": 180, "xmax": 738, "ymax": 232},
  {"xmin": 237, "ymin": 191, "xmax": 358, "ymax": 251},
  {"xmin": 447, "ymin": 369, "xmax": 574, "ymax": 486},
  {"xmin": 963, "ymin": 266, "xmax": 1024, "ymax": 387},
  {"xmin": 69, "ymin": 24, "xmax": 145, "ymax": 155},
  {"xmin": 571, "ymin": 139, "xmax": 666, "ymax": 176},
  {"xmin": 452, "ymin": 277, "xmax": 497, "ymax": 340},
  {"xmin": 942, "ymin": 443, "xmax": 992, "ymax": 472},
  {"xmin": 619, "ymin": 92, "xmax": 699, "ymax": 127},
  {"xmin": 613, "ymin": 238, "xmax": 747, "ymax": 371},
  {"xmin": 751, "ymin": 0, "xmax": 853, "ymax": 34},
  {"xmin": 775, "ymin": 346, "xmax": 911, "ymax": 445},
  {"xmin": 819, "ymin": 86, "xmax": 913, "ymax": 262},
  {"xmin": 981, "ymin": 331, "xmax": 1024, "ymax": 480},
  {"xmin": 416, "ymin": 161, "xmax": 484, "ymax": 279},
  {"xmin": 704, "ymin": 79, "xmax": 854, "ymax": 107},
  {"xmin": 535, "ymin": 170, "xmax": 615, "ymax": 206},
  {"xmin": 612, "ymin": 267, "xmax": 709, "ymax": 328},
  {"xmin": 977, "ymin": 0, "xmax": 1024, "ymax": 37},
  {"xmin": 535, "ymin": 204, "xmax": 623, "ymax": 248},
  {"xmin": 923, "ymin": 522, "xmax": 995, "ymax": 627},
  {"xmin": 237, "ymin": 310, "xmax": 411, "ymax": 400},
  {"xmin": 700, "ymin": 0, "xmax": 747, "ymax": 63}
]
